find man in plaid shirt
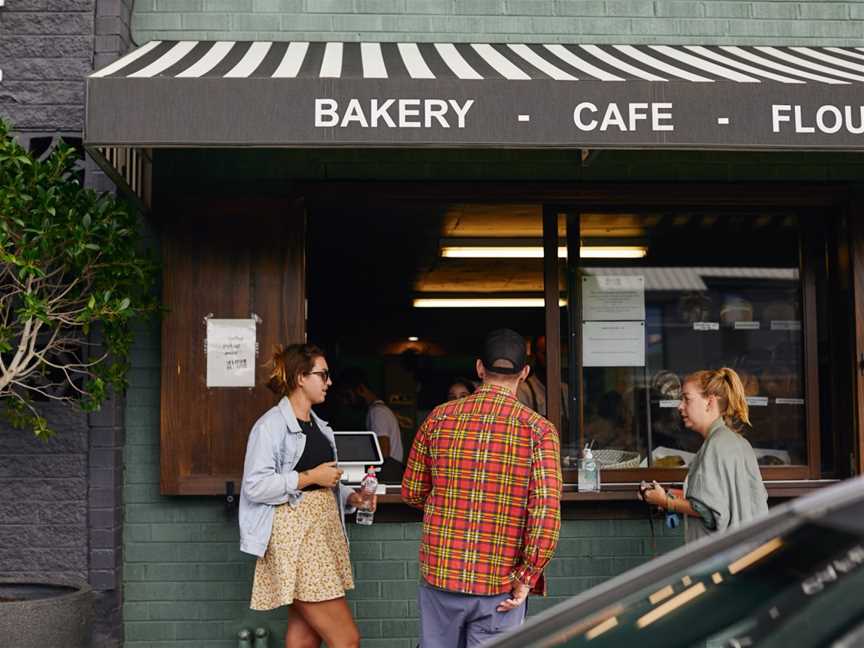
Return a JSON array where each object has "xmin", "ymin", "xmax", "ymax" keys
[{"xmin": 402, "ymin": 329, "xmax": 562, "ymax": 648}]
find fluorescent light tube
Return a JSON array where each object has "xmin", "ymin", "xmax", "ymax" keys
[
  {"xmin": 440, "ymin": 245, "xmax": 646, "ymax": 259},
  {"xmin": 413, "ymin": 297, "xmax": 567, "ymax": 308},
  {"xmin": 441, "ymin": 246, "xmax": 562, "ymax": 259},
  {"xmin": 580, "ymin": 246, "xmax": 647, "ymax": 259}
]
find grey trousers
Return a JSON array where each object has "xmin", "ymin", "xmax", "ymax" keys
[{"xmin": 418, "ymin": 581, "xmax": 527, "ymax": 648}]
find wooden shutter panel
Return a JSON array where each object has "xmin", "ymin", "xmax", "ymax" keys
[{"xmin": 160, "ymin": 199, "xmax": 306, "ymax": 495}]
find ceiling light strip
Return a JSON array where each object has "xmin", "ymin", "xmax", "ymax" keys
[
  {"xmin": 440, "ymin": 245, "xmax": 647, "ymax": 259},
  {"xmin": 413, "ymin": 298, "xmax": 567, "ymax": 308}
]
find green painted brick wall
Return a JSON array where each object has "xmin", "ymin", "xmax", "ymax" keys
[
  {"xmin": 126, "ymin": 150, "xmax": 864, "ymax": 647},
  {"xmin": 124, "ymin": 350, "xmax": 683, "ymax": 648},
  {"xmin": 123, "ymin": 213, "xmax": 682, "ymax": 647},
  {"xmin": 131, "ymin": 0, "xmax": 864, "ymax": 45}
]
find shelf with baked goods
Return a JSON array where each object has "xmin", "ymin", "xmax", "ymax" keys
[{"xmin": 581, "ymin": 399, "xmax": 807, "ymax": 480}]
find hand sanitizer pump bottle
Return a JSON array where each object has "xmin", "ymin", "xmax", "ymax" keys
[{"xmin": 577, "ymin": 445, "xmax": 601, "ymax": 493}]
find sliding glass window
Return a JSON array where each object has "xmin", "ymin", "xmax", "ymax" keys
[{"xmin": 564, "ymin": 211, "xmax": 805, "ymax": 473}]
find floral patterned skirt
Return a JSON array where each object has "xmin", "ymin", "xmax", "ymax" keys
[{"xmin": 250, "ymin": 489, "xmax": 354, "ymax": 610}]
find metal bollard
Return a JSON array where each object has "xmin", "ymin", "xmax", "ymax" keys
[
  {"xmin": 253, "ymin": 626, "xmax": 270, "ymax": 648},
  {"xmin": 237, "ymin": 628, "xmax": 253, "ymax": 648}
]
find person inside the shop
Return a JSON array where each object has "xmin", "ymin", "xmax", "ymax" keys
[
  {"xmin": 518, "ymin": 334, "xmax": 569, "ymax": 428},
  {"xmin": 583, "ymin": 389, "xmax": 628, "ymax": 450},
  {"xmin": 339, "ymin": 366, "xmax": 405, "ymax": 464},
  {"xmin": 239, "ymin": 344, "xmax": 374, "ymax": 648},
  {"xmin": 639, "ymin": 367, "xmax": 768, "ymax": 543},
  {"xmin": 402, "ymin": 328, "xmax": 562, "ymax": 648},
  {"xmin": 446, "ymin": 376, "xmax": 476, "ymax": 401}
]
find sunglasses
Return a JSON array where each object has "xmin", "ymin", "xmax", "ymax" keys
[{"xmin": 305, "ymin": 370, "xmax": 331, "ymax": 382}]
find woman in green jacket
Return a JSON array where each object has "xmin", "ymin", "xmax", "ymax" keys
[{"xmin": 641, "ymin": 367, "xmax": 768, "ymax": 542}]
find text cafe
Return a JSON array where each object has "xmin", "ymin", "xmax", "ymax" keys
[{"xmin": 85, "ymin": 41, "xmax": 864, "ymax": 506}]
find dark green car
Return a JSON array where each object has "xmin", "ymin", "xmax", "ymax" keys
[{"xmin": 487, "ymin": 477, "xmax": 864, "ymax": 648}]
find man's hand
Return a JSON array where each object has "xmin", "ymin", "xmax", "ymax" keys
[{"xmin": 497, "ymin": 580, "xmax": 530, "ymax": 612}]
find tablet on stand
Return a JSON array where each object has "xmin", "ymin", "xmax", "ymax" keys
[{"xmin": 333, "ymin": 431, "xmax": 385, "ymax": 493}]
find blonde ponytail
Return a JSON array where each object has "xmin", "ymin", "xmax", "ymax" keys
[
  {"xmin": 719, "ymin": 368, "xmax": 751, "ymax": 431},
  {"xmin": 686, "ymin": 367, "xmax": 751, "ymax": 433}
]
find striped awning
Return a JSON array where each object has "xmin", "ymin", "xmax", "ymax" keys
[{"xmin": 85, "ymin": 41, "xmax": 864, "ymax": 149}]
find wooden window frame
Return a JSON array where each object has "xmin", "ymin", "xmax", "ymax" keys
[
  {"xmin": 155, "ymin": 182, "xmax": 852, "ymax": 498},
  {"xmin": 541, "ymin": 195, "xmax": 840, "ymax": 485},
  {"xmin": 301, "ymin": 180, "xmax": 853, "ymax": 489},
  {"xmin": 851, "ymin": 191, "xmax": 864, "ymax": 477}
]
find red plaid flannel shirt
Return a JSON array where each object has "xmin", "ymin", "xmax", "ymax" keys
[{"xmin": 401, "ymin": 383, "xmax": 562, "ymax": 596}]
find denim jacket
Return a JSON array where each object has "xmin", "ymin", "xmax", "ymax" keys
[{"xmin": 239, "ymin": 397, "xmax": 356, "ymax": 557}]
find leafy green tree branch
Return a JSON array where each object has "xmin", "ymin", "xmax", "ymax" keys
[{"xmin": 0, "ymin": 120, "xmax": 157, "ymax": 438}]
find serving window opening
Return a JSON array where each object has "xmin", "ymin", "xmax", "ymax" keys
[
  {"xmin": 306, "ymin": 202, "xmax": 547, "ymax": 485},
  {"xmin": 305, "ymin": 196, "xmax": 833, "ymax": 487},
  {"xmin": 566, "ymin": 211, "xmax": 806, "ymax": 478}
]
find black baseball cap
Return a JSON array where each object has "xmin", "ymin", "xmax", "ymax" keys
[{"xmin": 481, "ymin": 328, "xmax": 527, "ymax": 375}]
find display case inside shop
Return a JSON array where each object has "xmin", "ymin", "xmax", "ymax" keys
[{"xmin": 568, "ymin": 211, "xmax": 805, "ymax": 472}]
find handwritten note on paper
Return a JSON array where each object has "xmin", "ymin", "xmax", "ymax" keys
[{"xmin": 206, "ymin": 318, "xmax": 256, "ymax": 387}]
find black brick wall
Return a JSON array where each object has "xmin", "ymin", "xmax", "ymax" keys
[
  {"xmin": 0, "ymin": 2, "xmax": 94, "ymax": 131},
  {"xmin": 89, "ymin": 390, "xmax": 126, "ymax": 648},
  {"xmin": 0, "ymin": 1, "xmax": 134, "ymax": 646},
  {"xmin": 0, "ymin": 407, "xmax": 89, "ymax": 581}
]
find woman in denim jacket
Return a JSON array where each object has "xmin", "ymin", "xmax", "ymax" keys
[{"xmin": 240, "ymin": 343, "xmax": 374, "ymax": 648}]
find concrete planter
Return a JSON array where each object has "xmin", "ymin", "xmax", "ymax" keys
[{"xmin": 0, "ymin": 579, "xmax": 94, "ymax": 648}]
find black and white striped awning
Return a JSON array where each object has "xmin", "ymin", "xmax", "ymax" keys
[{"xmin": 86, "ymin": 41, "xmax": 864, "ymax": 149}]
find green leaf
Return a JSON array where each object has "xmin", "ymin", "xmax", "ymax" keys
[{"xmin": 0, "ymin": 117, "xmax": 157, "ymax": 438}]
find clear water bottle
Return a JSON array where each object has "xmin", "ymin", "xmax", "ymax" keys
[
  {"xmin": 577, "ymin": 444, "xmax": 601, "ymax": 493},
  {"xmin": 355, "ymin": 466, "xmax": 378, "ymax": 526}
]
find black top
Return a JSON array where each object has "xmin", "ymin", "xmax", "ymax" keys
[{"xmin": 294, "ymin": 418, "xmax": 335, "ymax": 491}]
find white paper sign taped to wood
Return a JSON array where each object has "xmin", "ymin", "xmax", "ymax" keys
[{"xmin": 206, "ymin": 318, "xmax": 256, "ymax": 387}]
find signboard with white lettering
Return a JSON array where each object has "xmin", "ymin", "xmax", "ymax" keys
[
  {"xmin": 206, "ymin": 318, "xmax": 256, "ymax": 388},
  {"xmin": 86, "ymin": 76, "xmax": 864, "ymax": 150}
]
